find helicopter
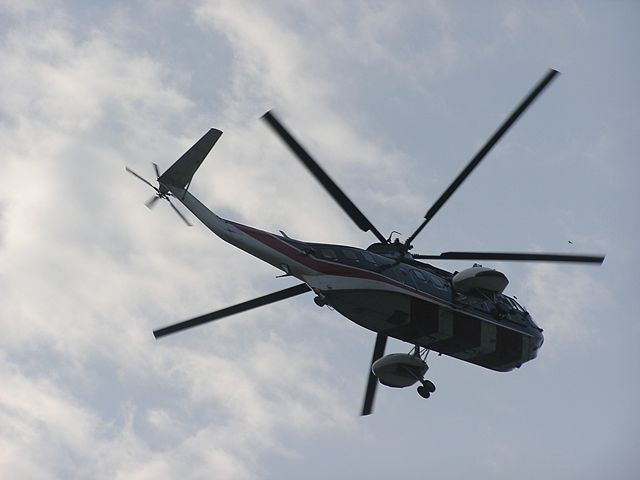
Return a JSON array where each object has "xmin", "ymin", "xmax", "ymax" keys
[{"xmin": 126, "ymin": 69, "xmax": 605, "ymax": 416}]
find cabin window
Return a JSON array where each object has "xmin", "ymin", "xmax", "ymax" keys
[
  {"xmin": 399, "ymin": 267, "xmax": 417, "ymax": 287},
  {"xmin": 320, "ymin": 248, "xmax": 338, "ymax": 260},
  {"xmin": 361, "ymin": 252, "xmax": 377, "ymax": 264},
  {"xmin": 413, "ymin": 270, "xmax": 427, "ymax": 281},
  {"xmin": 431, "ymin": 276, "xmax": 449, "ymax": 291},
  {"xmin": 411, "ymin": 270, "xmax": 430, "ymax": 290},
  {"xmin": 342, "ymin": 249, "xmax": 359, "ymax": 261}
]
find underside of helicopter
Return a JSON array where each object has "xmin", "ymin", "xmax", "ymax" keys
[
  {"xmin": 325, "ymin": 289, "xmax": 541, "ymax": 372},
  {"xmin": 127, "ymin": 68, "xmax": 604, "ymax": 416}
]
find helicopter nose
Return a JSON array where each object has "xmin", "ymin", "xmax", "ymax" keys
[{"xmin": 533, "ymin": 331, "xmax": 544, "ymax": 349}]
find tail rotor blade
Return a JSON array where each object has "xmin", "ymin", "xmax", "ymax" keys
[
  {"xmin": 126, "ymin": 166, "xmax": 159, "ymax": 191},
  {"xmin": 127, "ymin": 166, "xmax": 191, "ymax": 226},
  {"xmin": 145, "ymin": 195, "xmax": 161, "ymax": 209},
  {"xmin": 153, "ymin": 283, "xmax": 311, "ymax": 338},
  {"xmin": 361, "ymin": 333, "xmax": 387, "ymax": 416},
  {"xmin": 153, "ymin": 162, "xmax": 160, "ymax": 178},
  {"xmin": 167, "ymin": 197, "xmax": 192, "ymax": 226}
]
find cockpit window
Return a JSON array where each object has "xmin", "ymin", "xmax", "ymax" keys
[{"xmin": 508, "ymin": 296, "xmax": 526, "ymax": 312}]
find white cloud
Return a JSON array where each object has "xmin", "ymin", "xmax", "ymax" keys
[
  {"xmin": 0, "ymin": 5, "xmax": 354, "ymax": 478},
  {"xmin": 0, "ymin": 354, "xmax": 150, "ymax": 479},
  {"xmin": 0, "ymin": 0, "xmax": 43, "ymax": 16},
  {"xmin": 1, "ymin": 1, "xmax": 635, "ymax": 479},
  {"xmin": 192, "ymin": 0, "xmax": 435, "ymax": 243},
  {"xmin": 522, "ymin": 263, "xmax": 610, "ymax": 347}
]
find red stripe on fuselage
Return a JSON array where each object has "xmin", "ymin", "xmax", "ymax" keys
[
  {"xmin": 229, "ymin": 222, "xmax": 437, "ymax": 299},
  {"xmin": 229, "ymin": 221, "xmax": 533, "ymax": 337}
]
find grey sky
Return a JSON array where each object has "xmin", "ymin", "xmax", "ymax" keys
[{"xmin": 1, "ymin": 1, "xmax": 638, "ymax": 479}]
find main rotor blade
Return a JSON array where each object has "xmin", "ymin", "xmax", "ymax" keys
[
  {"xmin": 405, "ymin": 69, "xmax": 559, "ymax": 247},
  {"xmin": 167, "ymin": 197, "xmax": 192, "ymax": 226},
  {"xmin": 361, "ymin": 333, "xmax": 387, "ymax": 416},
  {"xmin": 413, "ymin": 251, "xmax": 605, "ymax": 264},
  {"xmin": 126, "ymin": 166, "xmax": 159, "ymax": 191},
  {"xmin": 262, "ymin": 110, "xmax": 387, "ymax": 244},
  {"xmin": 153, "ymin": 283, "xmax": 311, "ymax": 338}
]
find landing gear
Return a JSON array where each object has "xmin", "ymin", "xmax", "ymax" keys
[
  {"xmin": 370, "ymin": 346, "xmax": 438, "ymax": 402},
  {"xmin": 417, "ymin": 380, "xmax": 436, "ymax": 398},
  {"xmin": 313, "ymin": 295, "xmax": 326, "ymax": 307},
  {"xmin": 407, "ymin": 346, "xmax": 436, "ymax": 400}
]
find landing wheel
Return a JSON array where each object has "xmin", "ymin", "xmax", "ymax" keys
[
  {"xmin": 423, "ymin": 380, "xmax": 436, "ymax": 393},
  {"xmin": 417, "ymin": 386, "xmax": 431, "ymax": 399},
  {"xmin": 417, "ymin": 380, "xmax": 436, "ymax": 399}
]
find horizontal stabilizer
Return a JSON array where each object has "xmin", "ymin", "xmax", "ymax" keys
[{"xmin": 158, "ymin": 128, "xmax": 222, "ymax": 189}]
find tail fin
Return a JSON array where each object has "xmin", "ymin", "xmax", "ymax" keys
[{"xmin": 158, "ymin": 128, "xmax": 222, "ymax": 190}]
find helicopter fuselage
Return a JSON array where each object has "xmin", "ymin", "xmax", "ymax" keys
[
  {"xmin": 171, "ymin": 186, "xmax": 543, "ymax": 372},
  {"xmin": 139, "ymin": 73, "xmax": 605, "ymax": 414}
]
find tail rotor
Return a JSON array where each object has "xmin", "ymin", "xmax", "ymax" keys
[{"xmin": 125, "ymin": 164, "xmax": 192, "ymax": 226}]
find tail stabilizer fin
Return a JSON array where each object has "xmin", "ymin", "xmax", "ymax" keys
[{"xmin": 158, "ymin": 128, "xmax": 222, "ymax": 190}]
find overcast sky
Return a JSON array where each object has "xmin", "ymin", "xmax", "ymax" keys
[{"xmin": 1, "ymin": 1, "xmax": 639, "ymax": 479}]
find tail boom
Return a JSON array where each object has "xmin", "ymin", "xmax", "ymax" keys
[
  {"xmin": 167, "ymin": 186, "xmax": 316, "ymax": 278},
  {"xmin": 158, "ymin": 128, "xmax": 316, "ymax": 278}
]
